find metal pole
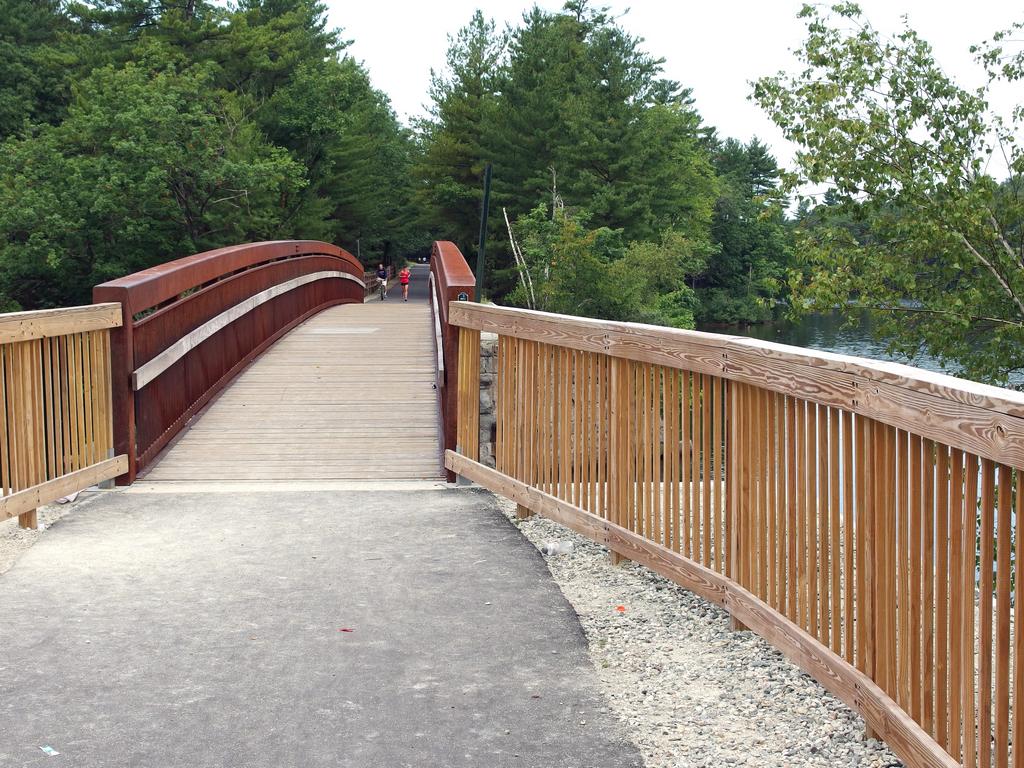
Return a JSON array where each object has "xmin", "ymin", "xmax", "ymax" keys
[{"xmin": 476, "ymin": 163, "xmax": 492, "ymax": 302}]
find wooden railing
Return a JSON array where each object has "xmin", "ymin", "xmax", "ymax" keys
[
  {"xmin": 448, "ymin": 302, "xmax": 1023, "ymax": 768},
  {"xmin": 94, "ymin": 240, "xmax": 365, "ymax": 481},
  {"xmin": 428, "ymin": 241, "xmax": 475, "ymax": 481},
  {"xmin": 0, "ymin": 305, "xmax": 128, "ymax": 527}
]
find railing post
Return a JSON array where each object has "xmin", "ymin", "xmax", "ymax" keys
[{"xmin": 93, "ymin": 288, "xmax": 136, "ymax": 484}]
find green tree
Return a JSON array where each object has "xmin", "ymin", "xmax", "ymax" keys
[
  {"xmin": 753, "ymin": 3, "xmax": 1024, "ymax": 382},
  {"xmin": 0, "ymin": 60, "xmax": 305, "ymax": 309},
  {"xmin": 0, "ymin": 0, "xmax": 85, "ymax": 139},
  {"xmin": 488, "ymin": 2, "xmax": 715, "ymax": 243},
  {"xmin": 698, "ymin": 138, "xmax": 791, "ymax": 324},
  {"xmin": 267, "ymin": 57, "xmax": 421, "ymax": 263},
  {"xmin": 413, "ymin": 11, "xmax": 503, "ymax": 256},
  {"xmin": 506, "ymin": 206, "xmax": 706, "ymax": 328},
  {"xmin": 419, "ymin": 1, "xmax": 718, "ymax": 305}
]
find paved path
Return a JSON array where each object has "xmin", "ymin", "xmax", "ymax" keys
[
  {"xmin": 0, "ymin": 486, "xmax": 641, "ymax": 767},
  {"xmin": 144, "ymin": 264, "xmax": 442, "ymax": 482}
]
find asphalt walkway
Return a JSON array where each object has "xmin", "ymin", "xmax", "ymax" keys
[{"xmin": 0, "ymin": 486, "xmax": 641, "ymax": 767}]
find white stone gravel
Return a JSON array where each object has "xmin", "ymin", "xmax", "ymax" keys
[{"xmin": 494, "ymin": 495, "xmax": 904, "ymax": 768}]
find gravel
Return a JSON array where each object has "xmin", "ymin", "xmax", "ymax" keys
[
  {"xmin": 493, "ymin": 496, "xmax": 904, "ymax": 768},
  {"xmin": 0, "ymin": 490, "xmax": 108, "ymax": 575}
]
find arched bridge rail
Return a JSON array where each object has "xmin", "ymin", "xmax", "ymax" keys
[{"xmin": 93, "ymin": 240, "xmax": 364, "ymax": 482}]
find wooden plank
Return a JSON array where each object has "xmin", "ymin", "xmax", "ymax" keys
[
  {"xmin": 979, "ymin": 459, "xmax": 996, "ymax": 768},
  {"xmin": 910, "ymin": 433, "xmax": 924, "ymax": 722},
  {"xmin": 963, "ymin": 453, "xmax": 979, "ymax": 768},
  {"xmin": 1013, "ymin": 465, "xmax": 1023, "ymax": 768},
  {"xmin": 923, "ymin": 439, "xmax": 936, "ymax": 736},
  {"xmin": 873, "ymin": 423, "xmax": 890, "ymax": 698},
  {"xmin": 447, "ymin": 450, "xmax": 961, "ymax": 768},
  {"xmin": 787, "ymin": 396, "xmax": 799, "ymax": 623},
  {"xmin": 0, "ymin": 456, "xmax": 128, "ymax": 520},
  {"xmin": 758, "ymin": 385, "xmax": 770, "ymax": 599},
  {"xmin": 143, "ymin": 303, "xmax": 444, "ymax": 482},
  {"xmin": 949, "ymin": 448, "xmax": 964, "ymax": 761},
  {"xmin": 82, "ymin": 332, "xmax": 96, "ymax": 467},
  {"xmin": 702, "ymin": 374, "xmax": 712, "ymax": 568},
  {"xmin": 935, "ymin": 444, "xmax": 950, "ymax": 750},
  {"xmin": 829, "ymin": 407, "xmax": 841, "ymax": 654},
  {"xmin": 726, "ymin": 380, "xmax": 738, "ymax": 580},
  {"xmin": 713, "ymin": 376, "xmax": 724, "ymax": 572},
  {"xmin": 0, "ymin": 345, "xmax": 10, "ymax": 497},
  {"xmin": 899, "ymin": 430, "xmax": 912, "ymax": 711},
  {"xmin": 42, "ymin": 337, "xmax": 56, "ymax": 479},
  {"xmin": 803, "ymin": 400, "xmax": 814, "ymax": 633},
  {"xmin": 861, "ymin": 417, "xmax": 874, "ymax": 681},
  {"xmin": 818, "ymin": 404, "xmax": 829, "ymax": 643},
  {"xmin": 766, "ymin": 390, "xmax": 778, "ymax": 605},
  {"xmin": 0, "ymin": 303, "xmax": 122, "ymax": 343},
  {"xmin": 774, "ymin": 393, "xmax": 785, "ymax": 597},
  {"xmin": 855, "ymin": 415, "xmax": 869, "ymax": 674},
  {"xmin": 653, "ymin": 365, "xmax": 663, "ymax": 544},
  {"xmin": 447, "ymin": 302, "xmax": 1024, "ymax": 467},
  {"xmin": 681, "ymin": 370, "xmax": 692, "ymax": 559},
  {"xmin": 843, "ymin": 409, "xmax": 855, "ymax": 664},
  {"xmin": 995, "ymin": 463, "xmax": 1012, "ymax": 768}
]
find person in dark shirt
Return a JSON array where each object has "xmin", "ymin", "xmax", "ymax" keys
[{"xmin": 375, "ymin": 263, "xmax": 388, "ymax": 300}]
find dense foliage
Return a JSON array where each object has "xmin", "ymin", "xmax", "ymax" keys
[
  {"xmin": 4, "ymin": 0, "xmax": 795, "ymax": 329},
  {"xmin": 415, "ymin": 3, "xmax": 792, "ymax": 329},
  {"xmin": 0, "ymin": 0, "xmax": 420, "ymax": 309},
  {"xmin": 754, "ymin": 2, "xmax": 1024, "ymax": 383}
]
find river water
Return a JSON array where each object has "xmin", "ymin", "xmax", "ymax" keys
[{"xmin": 700, "ymin": 309, "xmax": 1024, "ymax": 387}]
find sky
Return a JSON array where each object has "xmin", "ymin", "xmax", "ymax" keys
[{"xmin": 322, "ymin": 0, "xmax": 1019, "ymax": 173}]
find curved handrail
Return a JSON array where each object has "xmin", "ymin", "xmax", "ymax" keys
[
  {"xmin": 447, "ymin": 301, "xmax": 1022, "ymax": 768},
  {"xmin": 94, "ymin": 240, "xmax": 365, "ymax": 481},
  {"xmin": 429, "ymin": 241, "xmax": 475, "ymax": 481}
]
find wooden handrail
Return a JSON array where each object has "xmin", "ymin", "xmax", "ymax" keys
[
  {"xmin": 0, "ymin": 305, "xmax": 128, "ymax": 528},
  {"xmin": 94, "ymin": 240, "xmax": 365, "ymax": 481},
  {"xmin": 448, "ymin": 301, "xmax": 1020, "ymax": 768}
]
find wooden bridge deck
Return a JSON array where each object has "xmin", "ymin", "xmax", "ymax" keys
[{"xmin": 143, "ymin": 277, "xmax": 443, "ymax": 482}]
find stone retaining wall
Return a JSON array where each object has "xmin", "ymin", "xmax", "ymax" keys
[{"xmin": 479, "ymin": 332, "xmax": 498, "ymax": 467}]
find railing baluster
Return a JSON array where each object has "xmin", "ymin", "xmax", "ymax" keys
[
  {"xmin": 979, "ymin": 460, "xmax": 995, "ymax": 768},
  {"xmin": 445, "ymin": 302, "xmax": 1024, "ymax": 768}
]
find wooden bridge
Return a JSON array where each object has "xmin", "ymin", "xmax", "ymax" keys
[{"xmin": 1, "ymin": 239, "xmax": 1022, "ymax": 768}]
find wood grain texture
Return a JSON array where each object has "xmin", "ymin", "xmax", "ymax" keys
[
  {"xmin": 449, "ymin": 302, "xmax": 1024, "ymax": 465},
  {"xmin": 0, "ymin": 456, "xmax": 127, "ymax": 519},
  {"xmin": 447, "ymin": 452, "xmax": 960, "ymax": 768},
  {"xmin": 141, "ymin": 302, "xmax": 443, "ymax": 482},
  {"xmin": 0, "ymin": 303, "xmax": 121, "ymax": 343}
]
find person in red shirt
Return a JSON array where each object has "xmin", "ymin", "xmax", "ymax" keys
[{"xmin": 399, "ymin": 265, "xmax": 411, "ymax": 302}]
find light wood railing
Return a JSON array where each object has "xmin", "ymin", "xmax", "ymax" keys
[
  {"xmin": 448, "ymin": 302, "xmax": 1023, "ymax": 768},
  {"xmin": 0, "ymin": 305, "xmax": 128, "ymax": 528}
]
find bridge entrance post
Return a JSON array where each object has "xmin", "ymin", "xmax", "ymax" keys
[{"xmin": 92, "ymin": 286, "xmax": 137, "ymax": 484}]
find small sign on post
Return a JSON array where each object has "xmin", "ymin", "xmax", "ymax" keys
[{"xmin": 457, "ymin": 292, "xmax": 469, "ymax": 302}]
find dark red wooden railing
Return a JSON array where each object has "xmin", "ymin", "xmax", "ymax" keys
[
  {"xmin": 93, "ymin": 241, "xmax": 364, "ymax": 482},
  {"xmin": 428, "ymin": 241, "xmax": 476, "ymax": 481}
]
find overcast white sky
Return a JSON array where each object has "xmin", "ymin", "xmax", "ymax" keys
[{"xmin": 321, "ymin": 1, "xmax": 1018, "ymax": 172}]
